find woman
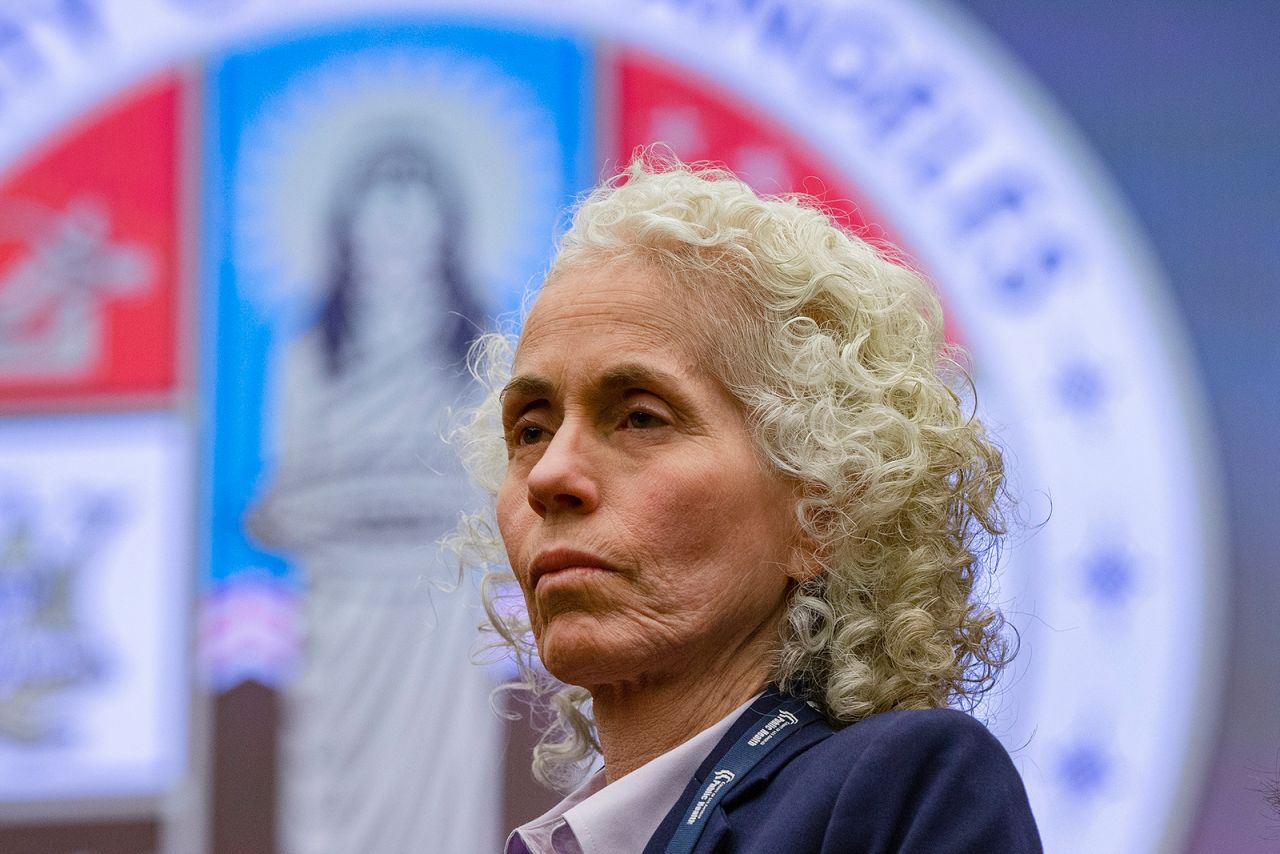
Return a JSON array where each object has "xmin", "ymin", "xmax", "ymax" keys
[{"xmin": 453, "ymin": 155, "xmax": 1041, "ymax": 852}]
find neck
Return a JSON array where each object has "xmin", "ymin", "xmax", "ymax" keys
[{"xmin": 588, "ymin": 632, "xmax": 776, "ymax": 784}]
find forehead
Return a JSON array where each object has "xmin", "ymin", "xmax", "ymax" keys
[{"xmin": 514, "ymin": 261, "xmax": 707, "ymax": 375}]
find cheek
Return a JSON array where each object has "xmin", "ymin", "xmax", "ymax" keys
[
  {"xmin": 628, "ymin": 470, "xmax": 751, "ymax": 578},
  {"xmin": 657, "ymin": 460, "xmax": 783, "ymax": 536},
  {"xmin": 639, "ymin": 463, "xmax": 797, "ymax": 589},
  {"xmin": 496, "ymin": 479, "xmax": 546, "ymax": 633},
  {"xmin": 496, "ymin": 476, "xmax": 531, "ymax": 572}
]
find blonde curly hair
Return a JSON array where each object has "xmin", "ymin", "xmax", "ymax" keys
[{"xmin": 449, "ymin": 154, "xmax": 1011, "ymax": 791}]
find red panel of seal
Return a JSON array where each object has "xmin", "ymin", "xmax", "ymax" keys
[
  {"xmin": 0, "ymin": 75, "xmax": 182, "ymax": 406},
  {"xmin": 606, "ymin": 49, "xmax": 962, "ymax": 346},
  {"xmin": 608, "ymin": 49, "xmax": 898, "ymax": 242}
]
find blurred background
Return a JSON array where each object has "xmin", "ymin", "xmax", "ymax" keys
[{"xmin": 0, "ymin": 1, "xmax": 1274, "ymax": 852}]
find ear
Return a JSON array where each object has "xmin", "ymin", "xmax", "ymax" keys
[
  {"xmin": 783, "ymin": 528, "xmax": 825, "ymax": 584},
  {"xmin": 781, "ymin": 484, "xmax": 826, "ymax": 584}
]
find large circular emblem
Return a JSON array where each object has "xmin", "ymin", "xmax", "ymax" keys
[{"xmin": 0, "ymin": 1, "xmax": 1222, "ymax": 852}]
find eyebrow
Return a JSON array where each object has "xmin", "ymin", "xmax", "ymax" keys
[
  {"xmin": 598, "ymin": 363, "xmax": 684, "ymax": 394},
  {"xmin": 500, "ymin": 363, "xmax": 688, "ymax": 407},
  {"xmin": 500, "ymin": 375, "xmax": 552, "ymax": 406}
]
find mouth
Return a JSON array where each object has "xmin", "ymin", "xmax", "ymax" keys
[{"xmin": 529, "ymin": 548, "xmax": 619, "ymax": 588}]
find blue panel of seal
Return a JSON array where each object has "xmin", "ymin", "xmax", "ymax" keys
[{"xmin": 199, "ymin": 21, "xmax": 594, "ymax": 613}]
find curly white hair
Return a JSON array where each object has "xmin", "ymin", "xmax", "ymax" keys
[{"xmin": 448, "ymin": 154, "xmax": 1011, "ymax": 791}]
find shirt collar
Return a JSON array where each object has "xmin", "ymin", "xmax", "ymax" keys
[{"xmin": 506, "ymin": 692, "xmax": 760, "ymax": 854}]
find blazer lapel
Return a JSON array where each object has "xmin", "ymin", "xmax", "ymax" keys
[
  {"xmin": 642, "ymin": 687, "xmax": 833, "ymax": 854},
  {"xmin": 716, "ymin": 718, "xmax": 830, "ymax": 812}
]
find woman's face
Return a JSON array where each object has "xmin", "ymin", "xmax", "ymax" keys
[{"xmin": 496, "ymin": 261, "xmax": 806, "ymax": 691}]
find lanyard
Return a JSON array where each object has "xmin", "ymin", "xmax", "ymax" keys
[{"xmin": 663, "ymin": 696, "xmax": 820, "ymax": 854}]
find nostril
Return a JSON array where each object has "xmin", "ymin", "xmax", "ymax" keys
[
  {"xmin": 529, "ymin": 490, "xmax": 588, "ymax": 515},
  {"xmin": 533, "ymin": 492, "xmax": 584, "ymax": 513}
]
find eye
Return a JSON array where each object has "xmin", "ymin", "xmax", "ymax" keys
[
  {"xmin": 623, "ymin": 409, "xmax": 664, "ymax": 429},
  {"xmin": 505, "ymin": 412, "xmax": 551, "ymax": 449},
  {"xmin": 517, "ymin": 424, "xmax": 547, "ymax": 445}
]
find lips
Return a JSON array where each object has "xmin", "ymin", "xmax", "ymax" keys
[{"xmin": 529, "ymin": 548, "xmax": 618, "ymax": 588}]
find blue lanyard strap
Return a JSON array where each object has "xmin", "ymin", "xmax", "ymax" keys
[{"xmin": 664, "ymin": 696, "xmax": 821, "ymax": 854}]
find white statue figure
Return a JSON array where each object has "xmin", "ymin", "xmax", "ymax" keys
[{"xmin": 248, "ymin": 137, "xmax": 501, "ymax": 854}]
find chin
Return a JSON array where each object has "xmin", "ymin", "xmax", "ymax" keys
[{"xmin": 535, "ymin": 616, "xmax": 656, "ymax": 690}]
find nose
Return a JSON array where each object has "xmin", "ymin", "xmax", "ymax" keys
[{"xmin": 525, "ymin": 421, "xmax": 600, "ymax": 517}]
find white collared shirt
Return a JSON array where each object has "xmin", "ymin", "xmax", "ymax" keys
[{"xmin": 505, "ymin": 694, "xmax": 759, "ymax": 854}]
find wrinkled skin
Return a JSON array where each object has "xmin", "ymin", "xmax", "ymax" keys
[{"xmin": 496, "ymin": 260, "xmax": 807, "ymax": 717}]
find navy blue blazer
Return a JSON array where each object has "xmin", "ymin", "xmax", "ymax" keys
[{"xmin": 642, "ymin": 691, "xmax": 1042, "ymax": 853}]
